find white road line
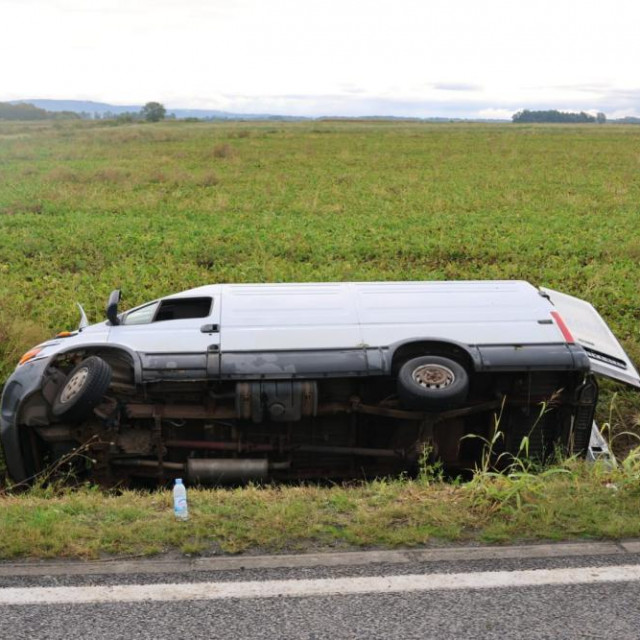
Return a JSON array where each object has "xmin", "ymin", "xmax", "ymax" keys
[{"xmin": 2, "ymin": 565, "xmax": 640, "ymax": 606}]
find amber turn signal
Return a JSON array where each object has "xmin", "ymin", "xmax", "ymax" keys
[{"xmin": 18, "ymin": 348, "xmax": 43, "ymax": 366}]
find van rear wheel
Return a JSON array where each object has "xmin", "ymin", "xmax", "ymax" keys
[{"xmin": 397, "ymin": 356, "xmax": 469, "ymax": 409}]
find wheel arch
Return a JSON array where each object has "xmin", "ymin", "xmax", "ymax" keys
[
  {"xmin": 50, "ymin": 343, "xmax": 143, "ymax": 385},
  {"xmin": 389, "ymin": 339, "xmax": 480, "ymax": 376}
]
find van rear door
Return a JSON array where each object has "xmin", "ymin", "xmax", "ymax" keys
[{"xmin": 540, "ymin": 287, "xmax": 640, "ymax": 388}]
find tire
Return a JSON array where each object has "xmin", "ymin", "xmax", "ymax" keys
[
  {"xmin": 397, "ymin": 356, "xmax": 469, "ymax": 409},
  {"xmin": 52, "ymin": 356, "xmax": 112, "ymax": 421}
]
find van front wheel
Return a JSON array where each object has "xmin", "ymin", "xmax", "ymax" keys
[
  {"xmin": 51, "ymin": 356, "xmax": 112, "ymax": 421},
  {"xmin": 397, "ymin": 356, "xmax": 469, "ymax": 409}
]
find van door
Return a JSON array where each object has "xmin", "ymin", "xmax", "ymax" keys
[
  {"xmin": 108, "ymin": 294, "xmax": 221, "ymax": 380},
  {"xmin": 540, "ymin": 287, "xmax": 640, "ymax": 388}
]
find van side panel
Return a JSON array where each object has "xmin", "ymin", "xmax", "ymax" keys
[
  {"xmin": 220, "ymin": 284, "xmax": 363, "ymax": 351},
  {"xmin": 219, "ymin": 281, "xmax": 565, "ymax": 355},
  {"xmin": 355, "ymin": 281, "xmax": 563, "ymax": 347}
]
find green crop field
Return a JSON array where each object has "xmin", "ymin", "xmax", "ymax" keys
[
  {"xmin": 1, "ymin": 119, "xmax": 640, "ymax": 557},
  {"xmin": 1, "ymin": 119, "xmax": 639, "ymax": 456}
]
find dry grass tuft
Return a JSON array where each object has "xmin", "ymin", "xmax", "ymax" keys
[
  {"xmin": 1, "ymin": 201, "xmax": 44, "ymax": 215},
  {"xmin": 92, "ymin": 168, "xmax": 131, "ymax": 183},
  {"xmin": 46, "ymin": 167, "xmax": 82, "ymax": 183},
  {"xmin": 106, "ymin": 129, "xmax": 145, "ymax": 144},
  {"xmin": 212, "ymin": 143, "xmax": 235, "ymax": 159},
  {"xmin": 0, "ymin": 303, "xmax": 49, "ymax": 380},
  {"xmin": 146, "ymin": 170, "xmax": 170, "ymax": 184},
  {"xmin": 197, "ymin": 171, "xmax": 221, "ymax": 187}
]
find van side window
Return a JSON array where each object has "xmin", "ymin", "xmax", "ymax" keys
[
  {"xmin": 122, "ymin": 298, "xmax": 212, "ymax": 325},
  {"xmin": 154, "ymin": 297, "xmax": 212, "ymax": 322}
]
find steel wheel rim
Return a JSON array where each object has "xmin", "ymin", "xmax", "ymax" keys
[
  {"xmin": 411, "ymin": 364, "xmax": 455, "ymax": 390},
  {"xmin": 59, "ymin": 367, "xmax": 89, "ymax": 404}
]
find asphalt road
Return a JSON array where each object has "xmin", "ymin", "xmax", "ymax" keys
[{"xmin": 2, "ymin": 541, "xmax": 640, "ymax": 639}]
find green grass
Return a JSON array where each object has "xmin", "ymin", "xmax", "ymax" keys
[{"xmin": 0, "ymin": 457, "xmax": 639, "ymax": 559}]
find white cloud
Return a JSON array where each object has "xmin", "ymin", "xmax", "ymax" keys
[
  {"xmin": 432, "ymin": 83, "xmax": 483, "ymax": 92},
  {"xmin": 608, "ymin": 108, "xmax": 640, "ymax": 120},
  {"xmin": 1, "ymin": 0, "xmax": 640, "ymax": 117},
  {"xmin": 477, "ymin": 108, "xmax": 515, "ymax": 120}
]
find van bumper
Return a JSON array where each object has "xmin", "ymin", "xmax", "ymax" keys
[{"xmin": 0, "ymin": 358, "xmax": 49, "ymax": 482}]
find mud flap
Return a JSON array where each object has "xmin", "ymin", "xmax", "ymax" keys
[{"xmin": 565, "ymin": 377, "xmax": 598, "ymax": 456}]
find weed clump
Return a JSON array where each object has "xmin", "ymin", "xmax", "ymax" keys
[
  {"xmin": 198, "ymin": 171, "xmax": 220, "ymax": 187},
  {"xmin": 212, "ymin": 143, "xmax": 234, "ymax": 159}
]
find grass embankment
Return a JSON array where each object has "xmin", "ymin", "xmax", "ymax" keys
[{"xmin": 1, "ymin": 458, "xmax": 639, "ymax": 559}]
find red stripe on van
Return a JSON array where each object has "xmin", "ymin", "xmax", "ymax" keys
[{"xmin": 551, "ymin": 311, "xmax": 575, "ymax": 343}]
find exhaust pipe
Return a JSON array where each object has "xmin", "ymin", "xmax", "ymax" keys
[
  {"xmin": 112, "ymin": 458, "xmax": 289, "ymax": 483},
  {"xmin": 187, "ymin": 458, "xmax": 269, "ymax": 483}
]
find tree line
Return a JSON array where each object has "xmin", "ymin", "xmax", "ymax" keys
[
  {"xmin": 98, "ymin": 102, "xmax": 168, "ymax": 123},
  {"xmin": 512, "ymin": 109, "xmax": 606, "ymax": 124},
  {"xmin": 0, "ymin": 102, "xmax": 79, "ymax": 121},
  {"xmin": 0, "ymin": 101, "xmax": 167, "ymax": 122}
]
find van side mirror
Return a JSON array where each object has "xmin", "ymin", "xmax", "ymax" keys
[{"xmin": 106, "ymin": 289, "xmax": 121, "ymax": 325}]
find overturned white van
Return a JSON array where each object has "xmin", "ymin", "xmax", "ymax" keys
[{"xmin": 1, "ymin": 280, "xmax": 638, "ymax": 484}]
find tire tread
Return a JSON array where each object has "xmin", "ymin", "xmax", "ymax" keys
[{"xmin": 51, "ymin": 356, "xmax": 112, "ymax": 421}]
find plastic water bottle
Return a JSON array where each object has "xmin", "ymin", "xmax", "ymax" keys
[{"xmin": 173, "ymin": 478, "xmax": 189, "ymax": 521}]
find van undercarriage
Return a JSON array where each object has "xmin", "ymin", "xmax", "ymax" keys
[{"xmin": 21, "ymin": 362, "xmax": 598, "ymax": 486}]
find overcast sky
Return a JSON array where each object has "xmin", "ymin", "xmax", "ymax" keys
[{"xmin": 2, "ymin": 0, "xmax": 639, "ymax": 118}]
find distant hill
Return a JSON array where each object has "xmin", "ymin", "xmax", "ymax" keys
[
  {"xmin": 1, "ymin": 101, "xmax": 81, "ymax": 121},
  {"xmin": 10, "ymin": 99, "xmax": 511, "ymax": 122},
  {"xmin": 16, "ymin": 99, "xmax": 636, "ymax": 123},
  {"xmin": 9, "ymin": 99, "xmax": 309, "ymax": 121},
  {"xmin": 10, "ymin": 99, "xmax": 140, "ymax": 115}
]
